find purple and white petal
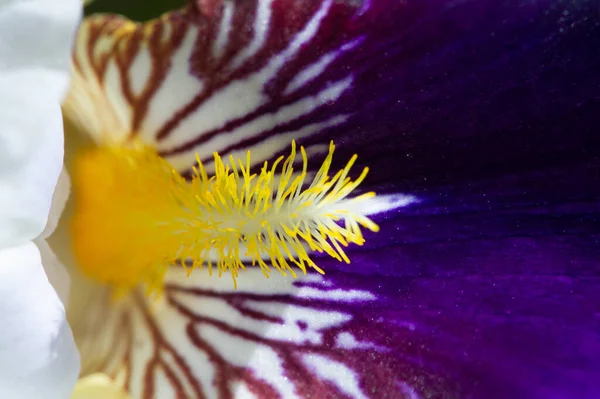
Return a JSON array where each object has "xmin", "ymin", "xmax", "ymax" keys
[
  {"xmin": 66, "ymin": 0, "xmax": 403, "ymax": 176},
  {"xmin": 65, "ymin": 0, "xmax": 600, "ymax": 398}
]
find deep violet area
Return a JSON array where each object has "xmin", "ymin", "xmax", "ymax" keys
[{"xmin": 289, "ymin": 0, "xmax": 600, "ymax": 398}]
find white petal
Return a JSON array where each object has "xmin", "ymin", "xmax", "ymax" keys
[
  {"xmin": 0, "ymin": 0, "xmax": 81, "ymax": 248},
  {"xmin": 0, "ymin": 242, "xmax": 80, "ymax": 399}
]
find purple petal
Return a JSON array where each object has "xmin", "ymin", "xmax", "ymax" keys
[
  {"xmin": 180, "ymin": 0, "xmax": 598, "ymax": 397},
  {"xmin": 72, "ymin": 0, "xmax": 598, "ymax": 186},
  {"xmin": 311, "ymin": 160, "xmax": 600, "ymax": 398},
  {"xmin": 211, "ymin": 0, "xmax": 600, "ymax": 397}
]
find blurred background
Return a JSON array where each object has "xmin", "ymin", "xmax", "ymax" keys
[{"xmin": 85, "ymin": 0, "xmax": 185, "ymax": 21}]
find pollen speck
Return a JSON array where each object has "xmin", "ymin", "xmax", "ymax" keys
[{"xmin": 71, "ymin": 141, "xmax": 378, "ymax": 293}]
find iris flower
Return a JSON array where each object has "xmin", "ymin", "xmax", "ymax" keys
[{"xmin": 3, "ymin": 0, "xmax": 597, "ymax": 397}]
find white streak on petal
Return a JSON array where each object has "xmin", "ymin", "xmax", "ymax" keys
[
  {"xmin": 162, "ymin": 350, "xmax": 206, "ymax": 399},
  {"xmin": 199, "ymin": 324, "xmax": 300, "ymax": 399},
  {"xmin": 66, "ymin": 27, "xmax": 128, "ymax": 142},
  {"xmin": 219, "ymin": 76, "xmax": 352, "ymax": 146},
  {"xmin": 297, "ymin": 287, "xmax": 375, "ymax": 301},
  {"xmin": 212, "ymin": 1, "xmax": 235, "ymax": 59},
  {"xmin": 93, "ymin": 34, "xmax": 116, "ymax": 61},
  {"xmin": 166, "ymin": 268, "xmax": 374, "ymax": 302},
  {"xmin": 303, "ymin": 143, "xmax": 329, "ymax": 158},
  {"xmin": 231, "ymin": 381, "xmax": 259, "ymax": 399},
  {"xmin": 284, "ymin": 38, "xmax": 363, "ymax": 95},
  {"xmin": 102, "ymin": 268, "xmax": 380, "ymax": 398},
  {"xmin": 335, "ymin": 332, "xmax": 381, "ymax": 350},
  {"xmin": 303, "ymin": 353, "xmax": 368, "ymax": 399},
  {"xmin": 128, "ymin": 310, "xmax": 154, "ymax": 399},
  {"xmin": 301, "ymin": 273, "xmax": 332, "ymax": 284},
  {"xmin": 172, "ymin": 294, "xmax": 327, "ymax": 344},
  {"xmin": 160, "ymin": 76, "xmax": 268, "ymax": 151},
  {"xmin": 0, "ymin": 242, "xmax": 79, "ymax": 399},
  {"xmin": 185, "ymin": 114, "xmax": 348, "ymax": 174},
  {"xmin": 229, "ymin": 0, "xmax": 273, "ymax": 70},
  {"xmin": 142, "ymin": 27, "xmax": 204, "ymax": 144},
  {"xmin": 129, "ymin": 45, "xmax": 152, "ymax": 98},
  {"xmin": 340, "ymin": 193, "xmax": 420, "ymax": 216},
  {"xmin": 166, "ymin": 77, "xmax": 352, "ymax": 172},
  {"xmin": 160, "ymin": 0, "xmax": 338, "ymax": 162},
  {"xmin": 244, "ymin": 300, "xmax": 352, "ymax": 341},
  {"xmin": 104, "ymin": 59, "xmax": 133, "ymax": 133},
  {"xmin": 260, "ymin": 0, "xmax": 333, "ymax": 82},
  {"xmin": 152, "ymin": 303, "xmax": 216, "ymax": 399},
  {"xmin": 154, "ymin": 367, "xmax": 177, "ymax": 399}
]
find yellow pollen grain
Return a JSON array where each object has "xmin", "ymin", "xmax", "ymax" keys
[{"xmin": 71, "ymin": 140, "xmax": 379, "ymax": 293}]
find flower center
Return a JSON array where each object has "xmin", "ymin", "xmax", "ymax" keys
[{"xmin": 70, "ymin": 141, "xmax": 378, "ymax": 293}]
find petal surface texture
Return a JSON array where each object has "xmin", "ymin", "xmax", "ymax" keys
[
  {"xmin": 0, "ymin": 0, "xmax": 82, "ymax": 397},
  {"xmin": 59, "ymin": 0, "xmax": 600, "ymax": 398},
  {"xmin": 0, "ymin": 243, "xmax": 80, "ymax": 399},
  {"xmin": 0, "ymin": 0, "xmax": 80, "ymax": 248}
]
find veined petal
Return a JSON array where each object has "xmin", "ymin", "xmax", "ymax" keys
[
  {"xmin": 64, "ymin": 0, "xmax": 600, "ymax": 398},
  {"xmin": 65, "ymin": 0, "xmax": 402, "ymax": 176},
  {"xmin": 72, "ymin": 268, "xmax": 410, "ymax": 399},
  {"xmin": 0, "ymin": 242, "xmax": 80, "ymax": 399},
  {"xmin": 318, "ymin": 161, "xmax": 600, "ymax": 399},
  {"xmin": 0, "ymin": 0, "xmax": 81, "ymax": 248},
  {"xmin": 73, "ymin": 214, "xmax": 600, "ymax": 399},
  {"xmin": 65, "ymin": 0, "xmax": 600, "ymax": 189}
]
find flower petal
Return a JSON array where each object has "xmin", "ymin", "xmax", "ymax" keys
[
  {"xmin": 34, "ymin": 168, "xmax": 72, "ymax": 301},
  {"xmin": 76, "ymin": 226, "xmax": 600, "ymax": 399},
  {"xmin": 65, "ymin": 0, "xmax": 600, "ymax": 189},
  {"xmin": 65, "ymin": 0, "xmax": 404, "ymax": 175},
  {"xmin": 37, "ymin": 239, "xmax": 72, "ymax": 306},
  {"xmin": 39, "ymin": 168, "xmax": 72, "ymax": 240},
  {"xmin": 0, "ymin": 242, "xmax": 80, "ymax": 399},
  {"xmin": 65, "ymin": 0, "xmax": 600, "ymax": 398},
  {"xmin": 0, "ymin": 0, "xmax": 81, "ymax": 248},
  {"xmin": 73, "ymin": 268, "xmax": 396, "ymax": 399},
  {"xmin": 312, "ymin": 164, "xmax": 600, "ymax": 399},
  {"xmin": 35, "ymin": 169, "xmax": 73, "ymax": 305},
  {"xmin": 71, "ymin": 373, "xmax": 132, "ymax": 399}
]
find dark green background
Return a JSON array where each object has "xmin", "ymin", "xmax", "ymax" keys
[{"xmin": 85, "ymin": 0, "xmax": 186, "ymax": 21}]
